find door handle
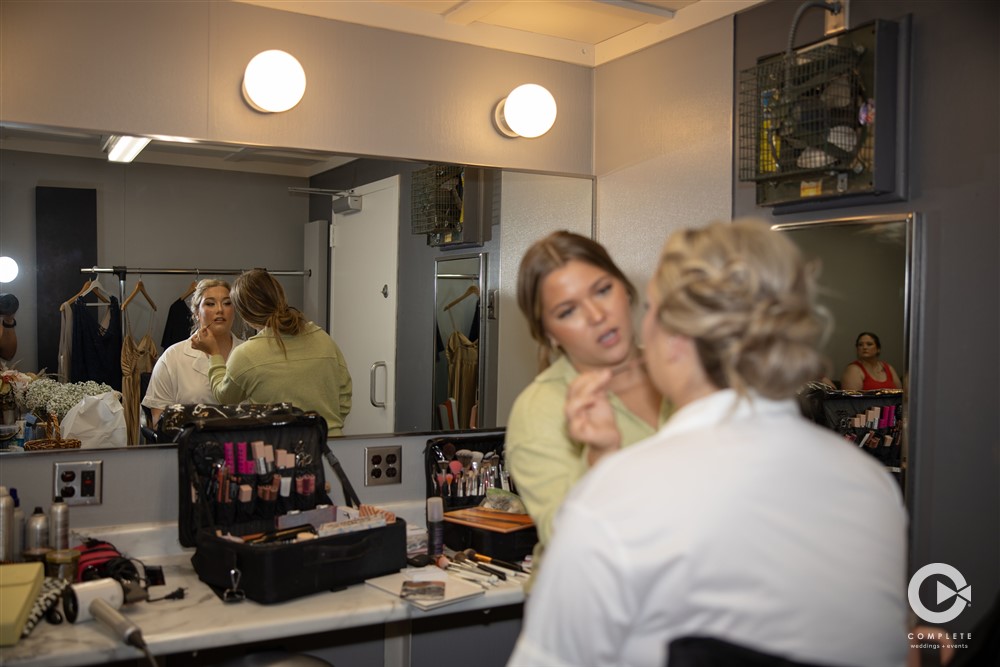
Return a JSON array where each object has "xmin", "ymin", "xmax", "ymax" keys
[{"xmin": 370, "ymin": 361, "xmax": 387, "ymax": 408}]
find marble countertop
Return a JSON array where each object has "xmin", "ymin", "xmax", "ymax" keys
[{"xmin": 0, "ymin": 517, "xmax": 527, "ymax": 667}]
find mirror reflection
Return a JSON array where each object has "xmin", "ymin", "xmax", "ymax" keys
[
  {"xmin": 434, "ymin": 254, "xmax": 486, "ymax": 431},
  {"xmin": 0, "ymin": 123, "xmax": 593, "ymax": 449},
  {"xmin": 773, "ymin": 213, "xmax": 918, "ymax": 492}
]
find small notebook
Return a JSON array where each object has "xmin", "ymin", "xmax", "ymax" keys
[{"xmin": 366, "ymin": 568, "xmax": 484, "ymax": 611}]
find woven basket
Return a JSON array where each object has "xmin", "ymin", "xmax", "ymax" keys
[
  {"xmin": 23, "ymin": 415, "xmax": 81, "ymax": 451},
  {"xmin": 24, "ymin": 437, "xmax": 82, "ymax": 451}
]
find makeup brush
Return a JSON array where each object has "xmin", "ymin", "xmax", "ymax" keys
[
  {"xmin": 463, "ymin": 549, "xmax": 527, "ymax": 574},
  {"xmin": 453, "ymin": 551, "xmax": 506, "ymax": 580},
  {"xmin": 441, "ymin": 442, "xmax": 457, "ymax": 461}
]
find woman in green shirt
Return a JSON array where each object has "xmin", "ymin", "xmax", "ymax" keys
[
  {"xmin": 191, "ymin": 269, "xmax": 352, "ymax": 436},
  {"xmin": 506, "ymin": 231, "xmax": 669, "ymax": 582}
]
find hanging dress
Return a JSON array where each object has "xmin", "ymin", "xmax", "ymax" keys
[
  {"xmin": 70, "ymin": 296, "xmax": 123, "ymax": 390},
  {"xmin": 446, "ymin": 330, "xmax": 479, "ymax": 429},
  {"xmin": 121, "ymin": 309, "xmax": 158, "ymax": 446}
]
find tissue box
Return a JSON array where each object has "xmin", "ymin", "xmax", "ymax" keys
[{"xmin": 0, "ymin": 563, "xmax": 44, "ymax": 646}]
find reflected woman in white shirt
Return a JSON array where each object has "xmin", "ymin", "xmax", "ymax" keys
[{"xmin": 142, "ymin": 279, "xmax": 242, "ymax": 425}]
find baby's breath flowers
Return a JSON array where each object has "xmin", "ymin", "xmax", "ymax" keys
[{"xmin": 23, "ymin": 378, "xmax": 114, "ymax": 422}]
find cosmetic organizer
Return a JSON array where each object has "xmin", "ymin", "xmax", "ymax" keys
[
  {"xmin": 176, "ymin": 412, "xmax": 406, "ymax": 603},
  {"xmin": 424, "ymin": 434, "xmax": 537, "ymax": 562}
]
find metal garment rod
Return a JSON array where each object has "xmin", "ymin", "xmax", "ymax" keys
[{"xmin": 80, "ymin": 266, "xmax": 311, "ymax": 277}]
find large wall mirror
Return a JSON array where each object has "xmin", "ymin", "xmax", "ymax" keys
[
  {"xmin": 0, "ymin": 123, "xmax": 593, "ymax": 450},
  {"xmin": 772, "ymin": 213, "xmax": 922, "ymax": 492}
]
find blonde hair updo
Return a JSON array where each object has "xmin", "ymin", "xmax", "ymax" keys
[{"xmin": 652, "ymin": 219, "xmax": 830, "ymax": 399}]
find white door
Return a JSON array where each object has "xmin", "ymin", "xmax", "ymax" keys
[{"xmin": 330, "ymin": 175, "xmax": 399, "ymax": 435}]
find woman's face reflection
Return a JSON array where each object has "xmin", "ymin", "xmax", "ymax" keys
[{"xmin": 197, "ymin": 287, "xmax": 235, "ymax": 337}]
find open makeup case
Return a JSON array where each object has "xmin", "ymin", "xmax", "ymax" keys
[
  {"xmin": 424, "ymin": 433, "xmax": 537, "ymax": 562},
  {"xmin": 799, "ymin": 387, "xmax": 904, "ymax": 487},
  {"xmin": 177, "ymin": 412, "xmax": 406, "ymax": 603}
]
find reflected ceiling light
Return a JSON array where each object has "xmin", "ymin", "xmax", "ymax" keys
[
  {"xmin": 0, "ymin": 257, "xmax": 18, "ymax": 283},
  {"xmin": 243, "ymin": 50, "xmax": 307, "ymax": 113},
  {"xmin": 103, "ymin": 135, "xmax": 151, "ymax": 163},
  {"xmin": 494, "ymin": 84, "xmax": 557, "ymax": 138}
]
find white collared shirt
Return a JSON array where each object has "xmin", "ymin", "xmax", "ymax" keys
[
  {"xmin": 141, "ymin": 334, "xmax": 243, "ymax": 410},
  {"xmin": 509, "ymin": 389, "xmax": 908, "ymax": 667}
]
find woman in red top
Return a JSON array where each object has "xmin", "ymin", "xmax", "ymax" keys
[{"xmin": 840, "ymin": 331, "xmax": 902, "ymax": 390}]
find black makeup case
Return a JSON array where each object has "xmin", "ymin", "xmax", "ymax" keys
[
  {"xmin": 176, "ymin": 412, "xmax": 406, "ymax": 604},
  {"xmin": 424, "ymin": 433, "xmax": 537, "ymax": 562}
]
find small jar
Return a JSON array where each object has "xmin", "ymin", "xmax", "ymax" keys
[{"xmin": 45, "ymin": 548, "xmax": 80, "ymax": 583}]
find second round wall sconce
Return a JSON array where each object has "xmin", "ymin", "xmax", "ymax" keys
[
  {"xmin": 242, "ymin": 50, "xmax": 307, "ymax": 113},
  {"xmin": 494, "ymin": 84, "xmax": 557, "ymax": 138}
]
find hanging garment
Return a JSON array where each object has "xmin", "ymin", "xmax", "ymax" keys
[
  {"xmin": 121, "ymin": 311, "xmax": 158, "ymax": 446},
  {"xmin": 70, "ymin": 297, "xmax": 123, "ymax": 390},
  {"xmin": 446, "ymin": 330, "xmax": 478, "ymax": 430},
  {"xmin": 58, "ymin": 304, "xmax": 74, "ymax": 382},
  {"xmin": 161, "ymin": 298, "xmax": 192, "ymax": 350}
]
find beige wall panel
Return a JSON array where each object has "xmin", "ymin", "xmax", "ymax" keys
[{"xmin": 594, "ymin": 18, "xmax": 733, "ymax": 295}]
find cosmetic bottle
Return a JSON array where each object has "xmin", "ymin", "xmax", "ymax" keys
[
  {"xmin": 50, "ymin": 496, "xmax": 70, "ymax": 550},
  {"xmin": 0, "ymin": 486, "xmax": 13, "ymax": 563},
  {"xmin": 10, "ymin": 487, "xmax": 24, "ymax": 562},
  {"xmin": 426, "ymin": 497, "xmax": 444, "ymax": 557},
  {"xmin": 26, "ymin": 506, "xmax": 48, "ymax": 551}
]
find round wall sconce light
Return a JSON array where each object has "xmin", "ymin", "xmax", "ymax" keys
[
  {"xmin": 242, "ymin": 50, "xmax": 307, "ymax": 113},
  {"xmin": 0, "ymin": 257, "xmax": 19, "ymax": 283},
  {"xmin": 494, "ymin": 84, "xmax": 557, "ymax": 138}
]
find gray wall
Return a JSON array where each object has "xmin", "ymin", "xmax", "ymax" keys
[
  {"xmin": 732, "ymin": 0, "xmax": 1000, "ymax": 630},
  {"xmin": 0, "ymin": 150, "xmax": 309, "ymax": 371}
]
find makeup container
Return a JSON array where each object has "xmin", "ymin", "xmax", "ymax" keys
[
  {"xmin": 0, "ymin": 486, "xmax": 13, "ymax": 563},
  {"xmin": 10, "ymin": 488, "xmax": 24, "ymax": 562},
  {"xmin": 26, "ymin": 506, "xmax": 48, "ymax": 551},
  {"xmin": 426, "ymin": 497, "xmax": 444, "ymax": 557},
  {"xmin": 50, "ymin": 496, "xmax": 69, "ymax": 550},
  {"xmin": 45, "ymin": 548, "xmax": 80, "ymax": 582}
]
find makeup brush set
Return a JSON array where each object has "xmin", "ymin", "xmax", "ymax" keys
[
  {"xmin": 424, "ymin": 435, "xmax": 537, "ymax": 561},
  {"xmin": 176, "ymin": 412, "xmax": 406, "ymax": 603}
]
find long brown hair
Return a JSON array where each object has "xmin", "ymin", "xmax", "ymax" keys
[
  {"xmin": 230, "ymin": 269, "xmax": 306, "ymax": 356},
  {"xmin": 516, "ymin": 230, "xmax": 636, "ymax": 371}
]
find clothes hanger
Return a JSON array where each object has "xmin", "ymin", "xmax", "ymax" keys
[
  {"xmin": 122, "ymin": 278, "xmax": 157, "ymax": 311},
  {"xmin": 443, "ymin": 285, "xmax": 480, "ymax": 312},
  {"xmin": 60, "ymin": 273, "xmax": 110, "ymax": 311},
  {"xmin": 180, "ymin": 270, "xmax": 200, "ymax": 301}
]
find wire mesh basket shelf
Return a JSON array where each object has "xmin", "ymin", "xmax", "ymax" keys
[
  {"xmin": 738, "ymin": 43, "xmax": 870, "ymax": 183},
  {"xmin": 411, "ymin": 165, "xmax": 465, "ymax": 235}
]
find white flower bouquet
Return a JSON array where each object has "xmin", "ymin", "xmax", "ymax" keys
[{"xmin": 22, "ymin": 378, "xmax": 115, "ymax": 422}]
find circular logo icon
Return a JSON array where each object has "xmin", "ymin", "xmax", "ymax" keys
[{"xmin": 908, "ymin": 563, "xmax": 972, "ymax": 624}]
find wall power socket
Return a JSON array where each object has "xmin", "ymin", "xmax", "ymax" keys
[
  {"xmin": 364, "ymin": 446, "xmax": 401, "ymax": 486},
  {"xmin": 54, "ymin": 460, "xmax": 103, "ymax": 506}
]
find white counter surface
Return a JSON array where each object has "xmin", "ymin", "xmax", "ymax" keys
[{"xmin": 0, "ymin": 517, "xmax": 527, "ymax": 667}]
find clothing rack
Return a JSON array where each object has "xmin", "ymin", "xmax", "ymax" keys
[
  {"xmin": 78, "ymin": 266, "xmax": 311, "ymax": 337},
  {"xmin": 80, "ymin": 265, "xmax": 311, "ymax": 303}
]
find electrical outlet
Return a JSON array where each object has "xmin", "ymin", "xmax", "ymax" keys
[
  {"xmin": 54, "ymin": 460, "xmax": 103, "ymax": 506},
  {"xmin": 364, "ymin": 446, "xmax": 402, "ymax": 486}
]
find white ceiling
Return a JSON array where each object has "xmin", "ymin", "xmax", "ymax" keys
[{"xmin": 235, "ymin": 0, "xmax": 764, "ymax": 66}]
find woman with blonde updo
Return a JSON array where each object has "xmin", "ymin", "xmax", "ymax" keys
[
  {"xmin": 190, "ymin": 269, "xmax": 352, "ymax": 435},
  {"xmin": 142, "ymin": 279, "xmax": 243, "ymax": 426},
  {"xmin": 510, "ymin": 220, "xmax": 908, "ymax": 667}
]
